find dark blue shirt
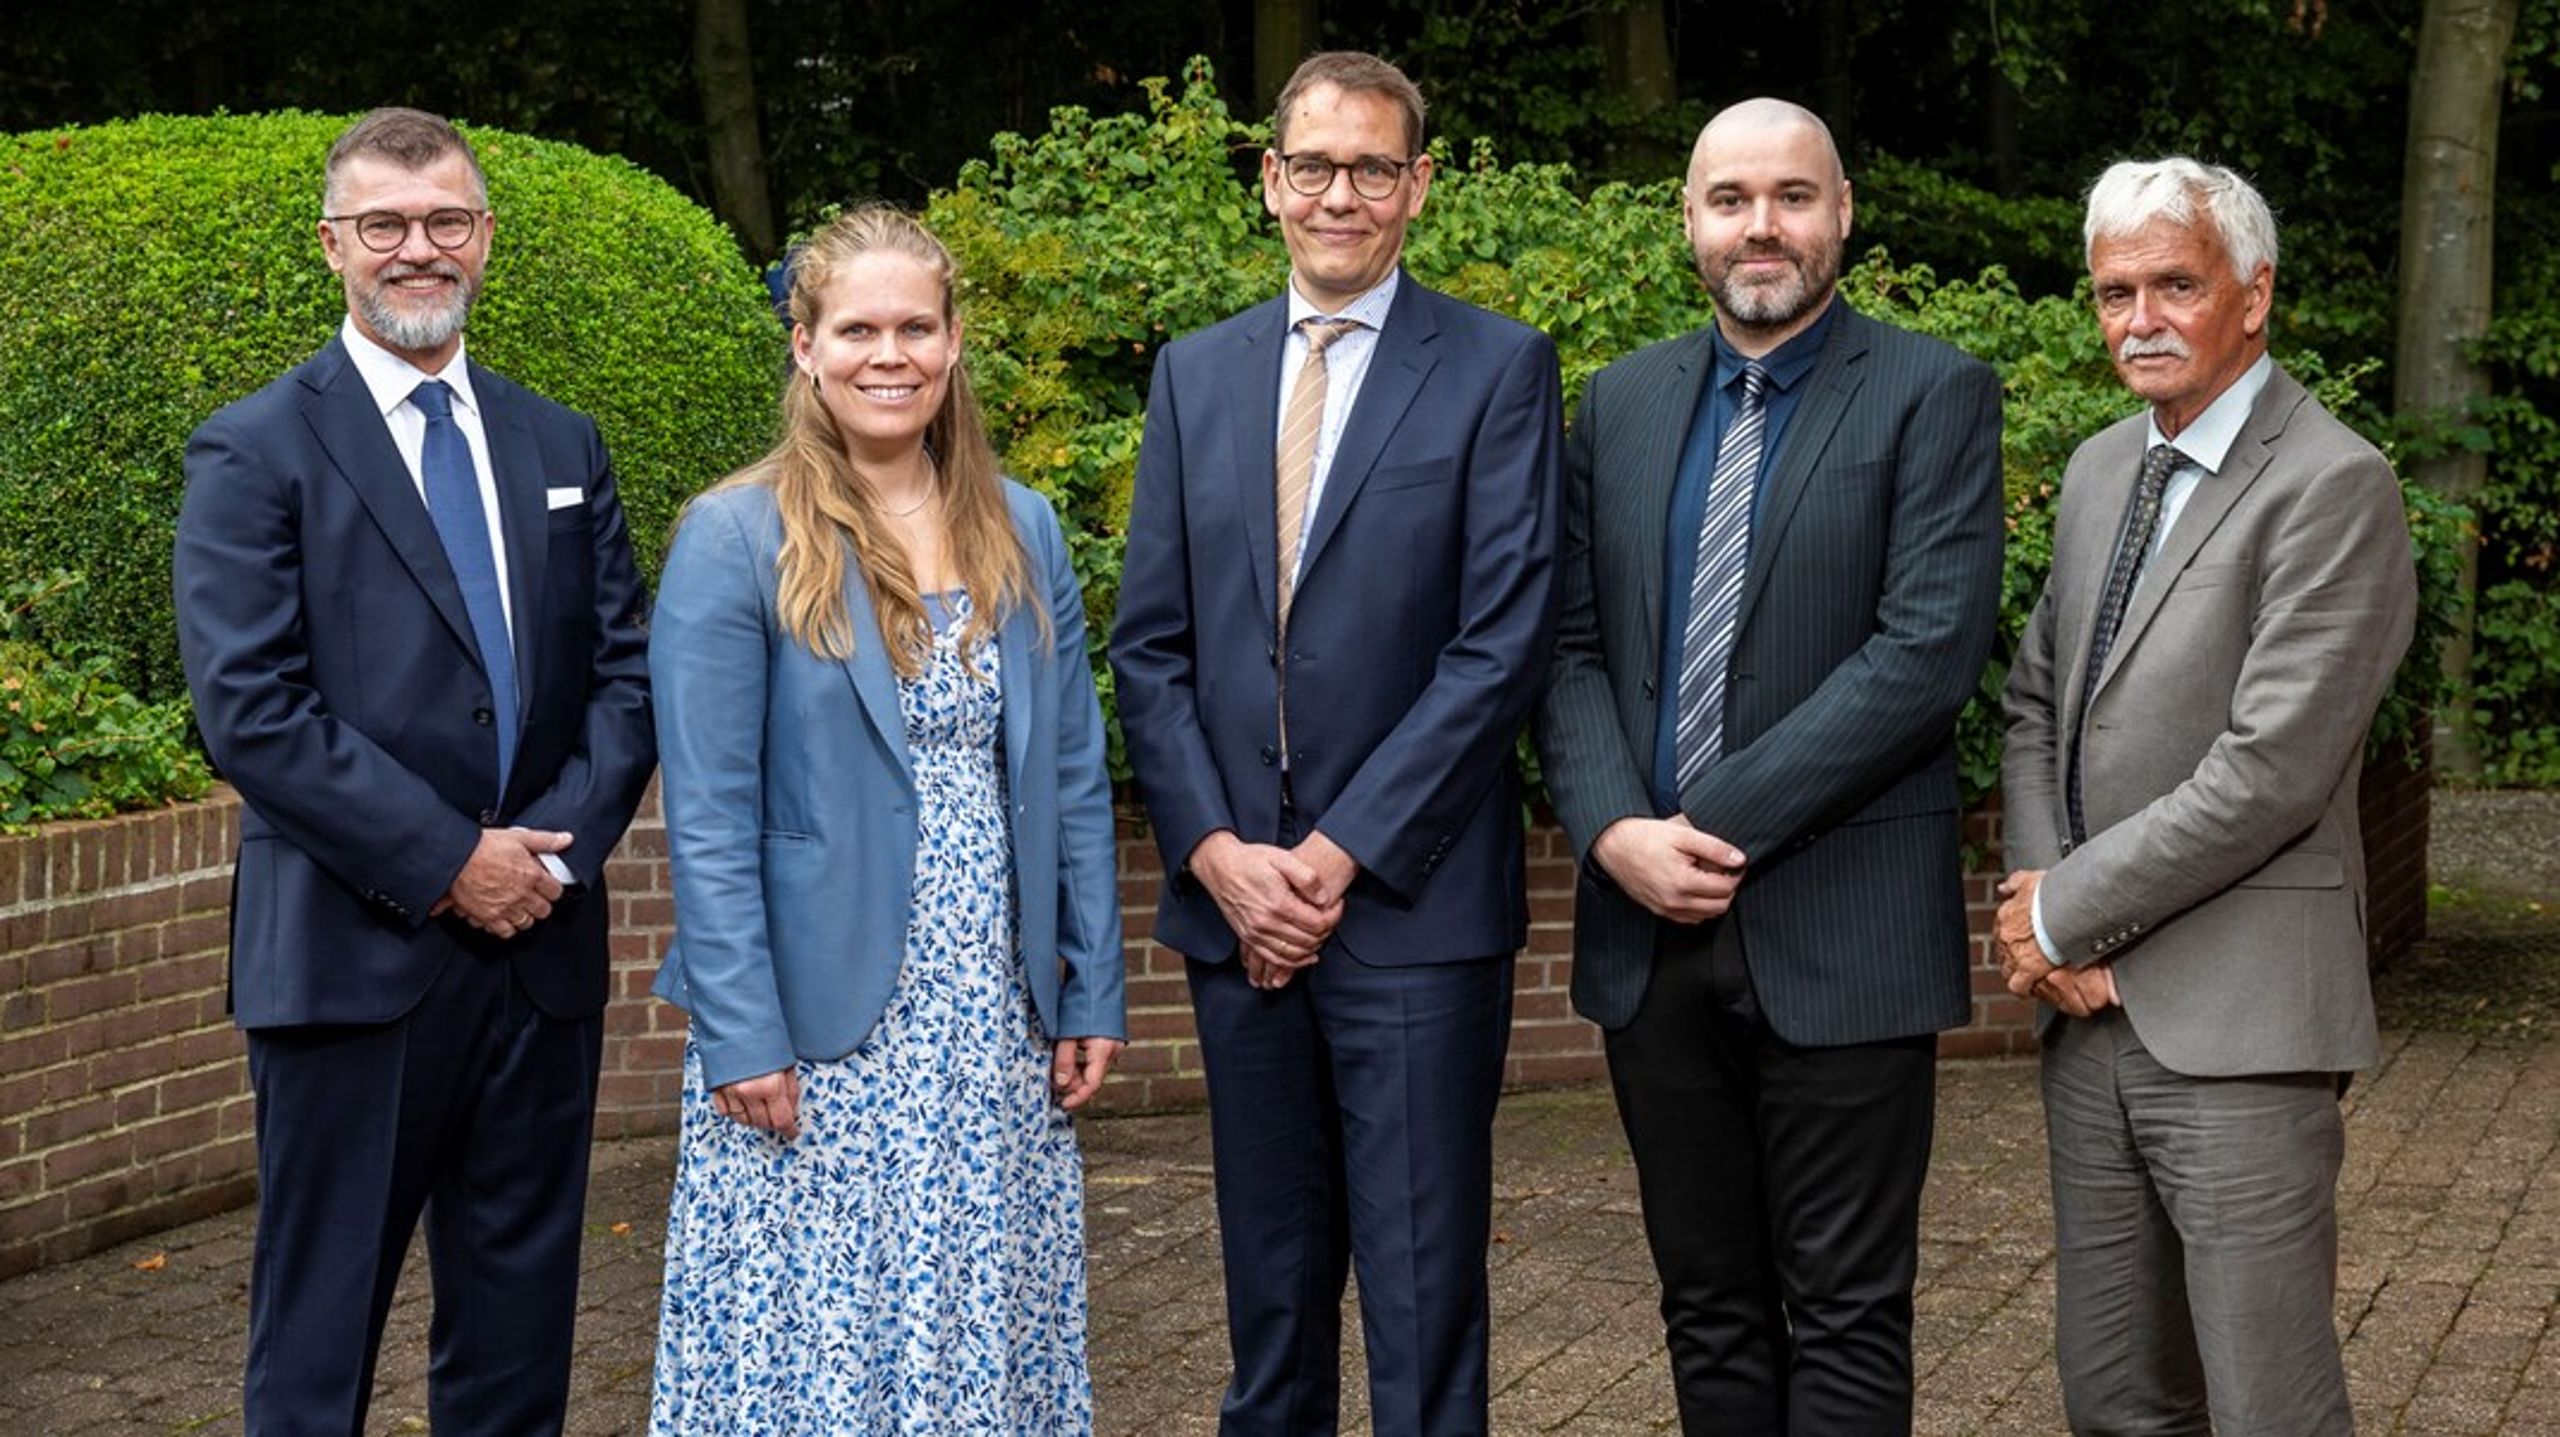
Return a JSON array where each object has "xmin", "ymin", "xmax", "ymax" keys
[{"xmin": 1649, "ymin": 299, "xmax": 1838, "ymax": 812}]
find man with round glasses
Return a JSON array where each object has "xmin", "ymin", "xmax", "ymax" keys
[
  {"xmin": 1114, "ymin": 48, "xmax": 1562, "ymax": 1437},
  {"xmin": 174, "ymin": 106, "xmax": 654, "ymax": 1434}
]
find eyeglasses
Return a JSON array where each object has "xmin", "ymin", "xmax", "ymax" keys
[
  {"xmin": 323, "ymin": 208, "xmax": 486, "ymax": 253},
  {"xmin": 1275, "ymin": 152, "xmax": 1416, "ymax": 202}
]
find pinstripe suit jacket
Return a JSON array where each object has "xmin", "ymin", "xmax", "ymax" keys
[
  {"xmin": 2001, "ymin": 366, "xmax": 2415, "ymax": 1076},
  {"xmin": 1534, "ymin": 302, "xmax": 2006, "ymax": 1040}
]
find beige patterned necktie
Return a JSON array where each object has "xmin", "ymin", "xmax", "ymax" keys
[{"xmin": 1275, "ymin": 317, "xmax": 1363, "ymax": 627}]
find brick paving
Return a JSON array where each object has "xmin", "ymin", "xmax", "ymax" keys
[{"xmin": 3, "ymin": 792, "xmax": 2555, "ymax": 1434}]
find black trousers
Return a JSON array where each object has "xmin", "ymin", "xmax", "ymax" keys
[{"xmin": 1605, "ymin": 917, "xmax": 1937, "ymax": 1437}]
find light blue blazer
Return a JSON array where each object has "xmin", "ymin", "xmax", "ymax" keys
[{"xmin": 648, "ymin": 478, "xmax": 1124, "ymax": 1091}]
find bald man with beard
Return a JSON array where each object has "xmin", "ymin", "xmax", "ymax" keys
[{"xmin": 1534, "ymin": 100, "xmax": 2005, "ymax": 1434}]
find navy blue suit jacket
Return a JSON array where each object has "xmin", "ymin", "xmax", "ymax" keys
[
  {"xmin": 175, "ymin": 337, "xmax": 655, "ymax": 1027},
  {"xmin": 1535, "ymin": 305, "xmax": 2006, "ymax": 1040},
  {"xmin": 1111, "ymin": 276, "xmax": 1562, "ymax": 965}
]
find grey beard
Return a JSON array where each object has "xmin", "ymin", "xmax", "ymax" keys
[{"xmin": 358, "ymin": 280, "xmax": 472, "ymax": 353}]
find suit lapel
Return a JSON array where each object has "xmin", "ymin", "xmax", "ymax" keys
[
  {"xmin": 997, "ymin": 591, "xmax": 1033, "ymax": 804},
  {"xmin": 2057, "ymin": 419, "xmax": 2146, "ymax": 736},
  {"xmin": 1736, "ymin": 309, "xmax": 1866, "ymax": 638},
  {"xmin": 838, "ymin": 565, "xmax": 914, "ymax": 785},
  {"xmin": 300, "ymin": 340, "xmax": 484, "ymax": 664},
  {"xmin": 1298, "ymin": 280, "xmax": 1441, "ymax": 583},
  {"xmin": 476, "ymin": 365, "xmax": 550, "ymax": 719},
  {"xmin": 1228, "ymin": 301, "xmax": 1288, "ymax": 639},
  {"xmin": 1621, "ymin": 331, "xmax": 1717, "ymax": 664},
  {"xmin": 2092, "ymin": 374, "xmax": 2304, "ymax": 698}
]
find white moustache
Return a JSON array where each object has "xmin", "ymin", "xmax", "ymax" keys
[{"xmin": 2119, "ymin": 333, "xmax": 2192, "ymax": 361}]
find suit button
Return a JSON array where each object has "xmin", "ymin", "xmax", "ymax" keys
[
  {"xmin": 1260, "ymin": 746, "xmax": 1277, "ymax": 766},
  {"xmin": 1266, "ymin": 645, "xmax": 1278, "ymax": 665},
  {"xmin": 472, "ymin": 707, "xmax": 494, "ymax": 726},
  {"xmin": 479, "ymin": 807, "xmax": 499, "ymax": 824}
]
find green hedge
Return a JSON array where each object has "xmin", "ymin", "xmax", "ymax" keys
[
  {"xmin": 0, "ymin": 111, "xmax": 784, "ymax": 707},
  {"xmin": 934, "ymin": 62, "xmax": 2460, "ymax": 796}
]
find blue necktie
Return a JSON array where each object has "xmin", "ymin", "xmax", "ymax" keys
[
  {"xmin": 411, "ymin": 379, "xmax": 519, "ymax": 796},
  {"xmin": 1672, "ymin": 361, "xmax": 1770, "ymax": 798}
]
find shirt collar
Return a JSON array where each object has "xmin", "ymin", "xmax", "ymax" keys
[
  {"xmin": 1286, "ymin": 268, "xmax": 1401, "ymax": 333},
  {"xmin": 340, "ymin": 315, "xmax": 481, "ymax": 421},
  {"xmin": 2145, "ymin": 352, "xmax": 2273, "ymax": 473},
  {"xmin": 1711, "ymin": 294, "xmax": 1838, "ymax": 395}
]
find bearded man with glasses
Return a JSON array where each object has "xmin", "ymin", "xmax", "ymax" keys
[{"xmin": 174, "ymin": 106, "xmax": 654, "ymax": 1435}]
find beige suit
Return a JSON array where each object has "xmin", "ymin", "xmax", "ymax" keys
[{"xmin": 2002, "ymin": 361, "xmax": 2416, "ymax": 1434}]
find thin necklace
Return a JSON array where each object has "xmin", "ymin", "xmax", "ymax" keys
[{"xmin": 871, "ymin": 453, "xmax": 939, "ymax": 519}]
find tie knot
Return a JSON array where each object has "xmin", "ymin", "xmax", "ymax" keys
[
  {"xmin": 1299, "ymin": 318, "xmax": 1362, "ymax": 355},
  {"xmin": 411, "ymin": 380, "xmax": 454, "ymax": 420},
  {"xmin": 2142, "ymin": 443, "xmax": 2183, "ymax": 484},
  {"xmin": 1737, "ymin": 361, "xmax": 1770, "ymax": 402}
]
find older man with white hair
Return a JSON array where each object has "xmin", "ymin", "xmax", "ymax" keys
[{"xmin": 1996, "ymin": 158, "xmax": 2416, "ymax": 1432}]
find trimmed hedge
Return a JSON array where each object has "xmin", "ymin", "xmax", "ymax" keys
[
  {"xmin": 933, "ymin": 63, "xmax": 2460, "ymax": 795},
  {"xmin": 0, "ymin": 111, "xmax": 784, "ymax": 706}
]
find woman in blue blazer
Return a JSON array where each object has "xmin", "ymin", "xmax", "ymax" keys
[{"xmin": 647, "ymin": 206, "xmax": 1124, "ymax": 1434}]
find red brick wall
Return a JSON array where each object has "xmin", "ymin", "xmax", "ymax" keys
[
  {"xmin": 0, "ymin": 802, "xmax": 253, "ymax": 1280},
  {"xmin": 1, "ymin": 748, "xmax": 2432, "ymax": 1272}
]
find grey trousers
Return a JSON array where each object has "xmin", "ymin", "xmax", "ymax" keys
[{"xmin": 2041, "ymin": 1008, "xmax": 2353, "ymax": 1436}]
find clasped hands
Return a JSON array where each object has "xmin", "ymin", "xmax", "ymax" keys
[
  {"xmin": 1993, "ymin": 869, "xmax": 2118, "ymax": 1017},
  {"xmin": 1591, "ymin": 813, "xmax": 1746, "ymax": 923},
  {"xmin": 431, "ymin": 825, "xmax": 573, "ymax": 940},
  {"xmin": 1190, "ymin": 828, "xmax": 1355, "ymax": 991}
]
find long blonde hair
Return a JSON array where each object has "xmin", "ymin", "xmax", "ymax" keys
[{"xmin": 710, "ymin": 205, "xmax": 1035, "ymax": 675}]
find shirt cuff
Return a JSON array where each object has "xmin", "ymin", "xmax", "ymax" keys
[{"xmin": 2030, "ymin": 881, "xmax": 2064, "ymax": 966}]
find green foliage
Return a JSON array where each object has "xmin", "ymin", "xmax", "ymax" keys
[
  {"xmin": 2473, "ymin": 580, "xmax": 2560, "ymax": 785},
  {"xmin": 0, "ymin": 573, "xmax": 210, "ymax": 830},
  {"xmin": 930, "ymin": 63, "xmax": 2465, "ymax": 798},
  {"xmin": 0, "ymin": 111, "xmax": 781, "ymax": 705}
]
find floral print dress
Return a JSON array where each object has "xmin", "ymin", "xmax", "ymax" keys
[{"xmin": 651, "ymin": 593, "xmax": 1092, "ymax": 1435}]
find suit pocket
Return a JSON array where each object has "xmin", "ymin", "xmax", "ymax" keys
[
  {"xmin": 2166, "ymin": 561, "xmax": 2249, "ymax": 593},
  {"xmin": 1365, "ymin": 457, "xmax": 1459, "ymax": 493}
]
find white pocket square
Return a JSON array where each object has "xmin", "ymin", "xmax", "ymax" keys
[{"xmin": 545, "ymin": 486, "xmax": 584, "ymax": 510}]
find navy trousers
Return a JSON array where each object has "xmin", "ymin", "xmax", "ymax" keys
[
  {"xmin": 1188, "ymin": 943, "xmax": 1514, "ymax": 1437},
  {"xmin": 242, "ymin": 947, "xmax": 602, "ymax": 1437}
]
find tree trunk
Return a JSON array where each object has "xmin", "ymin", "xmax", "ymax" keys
[
  {"xmin": 1593, "ymin": 0, "xmax": 1680, "ymax": 175},
  {"xmin": 1255, "ymin": 0, "xmax": 1320, "ymax": 121},
  {"xmin": 694, "ymin": 0, "xmax": 777, "ymax": 262},
  {"xmin": 1818, "ymin": 0, "xmax": 1856, "ymax": 154},
  {"xmin": 2395, "ymin": 0, "xmax": 2519, "ymax": 775}
]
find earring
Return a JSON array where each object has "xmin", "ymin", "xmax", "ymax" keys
[{"xmin": 806, "ymin": 369, "xmax": 821, "ymax": 397}]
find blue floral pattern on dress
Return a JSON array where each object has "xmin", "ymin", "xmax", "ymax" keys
[{"xmin": 651, "ymin": 592, "xmax": 1093, "ymax": 1434}]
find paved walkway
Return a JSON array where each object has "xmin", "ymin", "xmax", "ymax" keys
[{"xmin": 3, "ymin": 792, "xmax": 2555, "ymax": 1435}]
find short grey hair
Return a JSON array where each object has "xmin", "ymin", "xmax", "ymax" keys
[
  {"xmin": 323, "ymin": 107, "xmax": 487, "ymax": 213},
  {"xmin": 2082, "ymin": 158, "xmax": 2278, "ymax": 282}
]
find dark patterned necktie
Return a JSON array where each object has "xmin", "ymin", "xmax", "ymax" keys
[
  {"xmin": 1672, "ymin": 361, "xmax": 1770, "ymax": 798},
  {"xmin": 2067, "ymin": 442, "xmax": 2183, "ymax": 844}
]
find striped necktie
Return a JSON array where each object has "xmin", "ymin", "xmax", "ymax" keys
[
  {"xmin": 1672, "ymin": 361, "xmax": 1770, "ymax": 798},
  {"xmin": 1275, "ymin": 317, "xmax": 1362, "ymax": 627}
]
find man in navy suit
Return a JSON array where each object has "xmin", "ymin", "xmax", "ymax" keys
[
  {"xmin": 173, "ymin": 107, "xmax": 653, "ymax": 1435},
  {"xmin": 1534, "ymin": 100, "xmax": 2004, "ymax": 1433},
  {"xmin": 1110, "ymin": 50, "xmax": 1560, "ymax": 1437}
]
